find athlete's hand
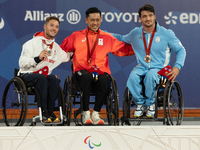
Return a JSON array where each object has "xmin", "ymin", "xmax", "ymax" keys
[
  {"xmin": 166, "ymin": 67, "xmax": 180, "ymax": 82},
  {"xmin": 39, "ymin": 50, "xmax": 50, "ymax": 60}
]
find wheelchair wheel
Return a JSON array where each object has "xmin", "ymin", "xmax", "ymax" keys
[
  {"xmin": 163, "ymin": 80, "xmax": 183, "ymax": 125},
  {"xmin": 2, "ymin": 77, "xmax": 28, "ymax": 126},
  {"xmin": 122, "ymin": 87, "xmax": 142, "ymax": 126},
  {"xmin": 63, "ymin": 75, "xmax": 73, "ymax": 126},
  {"xmin": 106, "ymin": 76, "xmax": 119, "ymax": 125}
]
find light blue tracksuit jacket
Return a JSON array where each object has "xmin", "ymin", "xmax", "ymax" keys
[{"xmin": 112, "ymin": 22, "xmax": 186, "ymax": 106}]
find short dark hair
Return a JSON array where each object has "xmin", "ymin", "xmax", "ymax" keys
[
  {"xmin": 85, "ymin": 7, "xmax": 101, "ymax": 18},
  {"xmin": 45, "ymin": 16, "xmax": 60, "ymax": 25},
  {"xmin": 138, "ymin": 4, "xmax": 155, "ymax": 18}
]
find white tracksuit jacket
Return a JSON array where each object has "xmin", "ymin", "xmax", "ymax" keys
[{"xmin": 19, "ymin": 32, "xmax": 72, "ymax": 75}]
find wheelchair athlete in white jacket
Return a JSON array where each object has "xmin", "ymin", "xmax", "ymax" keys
[{"xmin": 18, "ymin": 16, "xmax": 72, "ymax": 123}]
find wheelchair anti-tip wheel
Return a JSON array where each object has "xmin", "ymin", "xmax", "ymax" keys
[
  {"xmin": 2, "ymin": 77, "xmax": 28, "ymax": 126},
  {"xmin": 163, "ymin": 80, "xmax": 183, "ymax": 125}
]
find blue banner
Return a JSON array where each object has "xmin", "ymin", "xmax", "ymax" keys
[{"xmin": 0, "ymin": 0, "xmax": 198, "ymax": 109}]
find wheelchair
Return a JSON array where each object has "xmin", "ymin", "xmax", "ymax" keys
[
  {"xmin": 63, "ymin": 71, "xmax": 119, "ymax": 126},
  {"xmin": 2, "ymin": 68, "xmax": 66, "ymax": 126},
  {"xmin": 121, "ymin": 77, "xmax": 184, "ymax": 126}
]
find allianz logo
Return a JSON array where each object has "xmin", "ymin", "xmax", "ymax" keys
[
  {"xmin": 164, "ymin": 12, "xmax": 200, "ymax": 24},
  {"xmin": 24, "ymin": 10, "xmax": 81, "ymax": 24}
]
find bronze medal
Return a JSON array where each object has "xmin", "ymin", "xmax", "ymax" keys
[
  {"xmin": 142, "ymin": 27, "xmax": 156, "ymax": 63},
  {"xmin": 144, "ymin": 55, "xmax": 151, "ymax": 63}
]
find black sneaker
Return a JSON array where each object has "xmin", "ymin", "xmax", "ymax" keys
[
  {"xmin": 49, "ymin": 112, "xmax": 60, "ymax": 123},
  {"xmin": 42, "ymin": 110, "xmax": 52, "ymax": 123}
]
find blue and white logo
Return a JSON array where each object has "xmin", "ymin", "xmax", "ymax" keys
[
  {"xmin": 66, "ymin": 9, "xmax": 81, "ymax": 24},
  {"xmin": 164, "ymin": 11, "xmax": 200, "ymax": 25},
  {"xmin": 164, "ymin": 12, "xmax": 178, "ymax": 25}
]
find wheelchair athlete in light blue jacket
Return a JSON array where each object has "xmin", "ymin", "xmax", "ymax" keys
[{"xmin": 112, "ymin": 4, "xmax": 186, "ymax": 118}]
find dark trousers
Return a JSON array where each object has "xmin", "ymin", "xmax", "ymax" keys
[
  {"xmin": 21, "ymin": 73, "xmax": 60, "ymax": 113},
  {"xmin": 75, "ymin": 70, "xmax": 111, "ymax": 112}
]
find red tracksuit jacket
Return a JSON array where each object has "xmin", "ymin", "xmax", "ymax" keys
[{"xmin": 60, "ymin": 27, "xmax": 134, "ymax": 75}]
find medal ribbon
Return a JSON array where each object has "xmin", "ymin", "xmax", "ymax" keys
[
  {"xmin": 142, "ymin": 27, "xmax": 156, "ymax": 56},
  {"xmin": 42, "ymin": 40, "xmax": 54, "ymax": 49},
  {"xmin": 86, "ymin": 29, "xmax": 99, "ymax": 65}
]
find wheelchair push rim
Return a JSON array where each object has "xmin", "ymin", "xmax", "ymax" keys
[
  {"xmin": 163, "ymin": 80, "xmax": 184, "ymax": 125},
  {"xmin": 106, "ymin": 76, "xmax": 119, "ymax": 125}
]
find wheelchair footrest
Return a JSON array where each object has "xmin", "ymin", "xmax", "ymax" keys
[{"xmin": 128, "ymin": 117, "xmax": 165, "ymax": 122}]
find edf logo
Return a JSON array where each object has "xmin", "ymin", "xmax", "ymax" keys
[
  {"xmin": 164, "ymin": 11, "xmax": 200, "ymax": 25},
  {"xmin": 66, "ymin": 9, "xmax": 81, "ymax": 24}
]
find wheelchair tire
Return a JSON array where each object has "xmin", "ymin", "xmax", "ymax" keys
[
  {"xmin": 63, "ymin": 75, "xmax": 73, "ymax": 126},
  {"xmin": 163, "ymin": 80, "xmax": 184, "ymax": 125},
  {"xmin": 122, "ymin": 87, "xmax": 142, "ymax": 126},
  {"xmin": 106, "ymin": 77, "xmax": 119, "ymax": 125},
  {"xmin": 2, "ymin": 77, "xmax": 28, "ymax": 126}
]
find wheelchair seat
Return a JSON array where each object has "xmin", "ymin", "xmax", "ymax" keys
[
  {"xmin": 63, "ymin": 72, "xmax": 119, "ymax": 126},
  {"xmin": 2, "ymin": 68, "xmax": 66, "ymax": 126}
]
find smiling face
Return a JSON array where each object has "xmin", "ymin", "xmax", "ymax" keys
[
  {"xmin": 44, "ymin": 19, "xmax": 59, "ymax": 39},
  {"xmin": 139, "ymin": 10, "xmax": 156, "ymax": 28},
  {"xmin": 85, "ymin": 13, "xmax": 102, "ymax": 32}
]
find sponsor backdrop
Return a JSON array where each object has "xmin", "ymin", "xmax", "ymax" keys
[{"xmin": 0, "ymin": 0, "xmax": 199, "ymax": 109}]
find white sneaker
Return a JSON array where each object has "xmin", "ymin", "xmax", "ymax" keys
[
  {"xmin": 134, "ymin": 104, "xmax": 145, "ymax": 117},
  {"xmin": 82, "ymin": 110, "xmax": 92, "ymax": 125},
  {"xmin": 146, "ymin": 104, "xmax": 155, "ymax": 118},
  {"xmin": 91, "ymin": 111, "xmax": 104, "ymax": 125}
]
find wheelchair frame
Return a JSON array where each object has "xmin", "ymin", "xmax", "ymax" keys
[
  {"xmin": 2, "ymin": 69, "xmax": 66, "ymax": 126},
  {"xmin": 121, "ymin": 79, "xmax": 184, "ymax": 126},
  {"xmin": 63, "ymin": 74, "xmax": 119, "ymax": 126}
]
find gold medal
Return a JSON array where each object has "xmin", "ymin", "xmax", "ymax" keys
[
  {"xmin": 86, "ymin": 30, "xmax": 99, "ymax": 66},
  {"xmin": 144, "ymin": 55, "xmax": 151, "ymax": 63},
  {"xmin": 88, "ymin": 58, "xmax": 91, "ymax": 65}
]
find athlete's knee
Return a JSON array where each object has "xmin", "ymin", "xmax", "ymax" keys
[
  {"xmin": 37, "ymin": 74, "xmax": 48, "ymax": 84},
  {"xmin": 76, "ymin": 70, "xmax": 93, "ymax": 82},
  {"xmin": 128, "ymin": 73, "xmax": 139, "ymax": 84},
  {"xmin": 47, "ymin": 75, "xmax": 60, "ymax": 86}
]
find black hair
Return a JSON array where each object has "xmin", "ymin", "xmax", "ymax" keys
[
  {"xmin": 138, "ymin": 4, "xmax": 155, "ymax": 18},
  {"xmin": 85, "ymin": 7, "xmax": 101, "ymax": 18}
]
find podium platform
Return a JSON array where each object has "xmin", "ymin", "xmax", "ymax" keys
[{"xmin": 1, "ymin": 125, "xmax": 200, "ymax": 150}]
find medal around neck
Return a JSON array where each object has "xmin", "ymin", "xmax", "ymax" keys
[
  {"xmin": 47, "ymin": 47, "xmax": 51, "ymax": 55},
  {"xmin": 144, "ymin": 55, "xmax": 151, "ymax": 63}
]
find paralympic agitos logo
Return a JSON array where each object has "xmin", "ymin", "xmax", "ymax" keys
[{"xmin": 84, "ymin": 136, "xmax": 101, "ymax": 149}]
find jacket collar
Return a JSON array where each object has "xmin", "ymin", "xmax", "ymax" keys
[
  {"xmin": 86, "ymin": 26, "xmax": 100, "ymax": 34},
  {"xmin": 33, "ymin": 31, "xmax": 55, "ymax": 43},
  {"xmin": 142, "ymin": 21, "xmax": 159, "ymax": 33}
]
